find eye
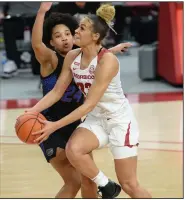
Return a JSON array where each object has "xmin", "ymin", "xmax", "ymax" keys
[
  {"xmin": 55, "ymin": 35, "xmax": 60, "ymax": 38},
  {"xmin": 80, "ymin": 26, "xmax": 84, "ymax": 31}
]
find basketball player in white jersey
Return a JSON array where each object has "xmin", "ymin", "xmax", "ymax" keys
[{"xmin": 29, "ymin": 4, "xmax": 151, "ymax": 198}]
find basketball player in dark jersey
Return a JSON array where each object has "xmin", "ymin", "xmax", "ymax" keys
[{"xmin": 31, "ymin": 2, "xmax": 131, "ymax": 198}]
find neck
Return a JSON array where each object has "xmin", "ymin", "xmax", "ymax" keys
[
  {"xmin": 59, "ymin": 51, "xmax": 66, "ymax": 57},
  {"xmin": 60, "ymin": 52, "xmax": 66, "ymax": 57},
  {"xmin": 55, "ymin": 49, "xmax": 66, "ymax": 57},
  {"xmin": 81, "ymin": 43, "xmax": 102, "ymax": 59}
]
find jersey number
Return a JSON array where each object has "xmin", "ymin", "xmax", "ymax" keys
[
  {"xmin": 76, "ymin": 82, "xmax": 91, "ymax": 95},
  {"xmin": 62, "ymin": 85, "xmax": 82, "ymax": 103}
]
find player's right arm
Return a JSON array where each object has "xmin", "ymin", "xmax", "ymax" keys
[
  {"xmin": 32, "ymin": 2, "xmax": 56, "ymax": 65},
  {"xmin": 27, "ymin": 49, "xmax": 80, "ymax": 113}
]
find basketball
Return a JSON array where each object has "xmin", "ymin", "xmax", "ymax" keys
[{"xmin": 15, "ymin": 111, "xmax": 46, "ymax": 144}]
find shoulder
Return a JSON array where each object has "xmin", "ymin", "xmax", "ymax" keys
[
  {"xmin": 62, "ymin": 48, "xmax": 81, "ymax": 69},
  {"xmin": 66, "ymin": 48, "xmax": 81, "ymax": 59},
  {"xmin": 99, "ymin": 52, "xmax": 119, "ymax": 69}
]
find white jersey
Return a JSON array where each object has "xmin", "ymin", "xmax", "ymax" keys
[
  {"xmin": 71, "ymin": 49, "xmax": 130, "ymax": 118},
  {"xmin": 71, "ymin": 49, "xmax": 139, "ymax": 158}
]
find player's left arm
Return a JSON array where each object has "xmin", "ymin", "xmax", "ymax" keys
[{"xmin": 54, "ymin": 53, "xmax": 119, "ymax": 129}]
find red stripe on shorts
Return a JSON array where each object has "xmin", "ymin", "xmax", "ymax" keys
[
  {"xmin": 124, "ymin": 122, "xmax": 139, "ymax": 148},
  {"xmin": 124, "ymin": 122, "xmax": 132, "ymax": 147}
]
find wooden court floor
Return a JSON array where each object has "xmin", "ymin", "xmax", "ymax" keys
[{"xmin": 0, "ymin": 95, "xmax": 183, "ymax": 198}]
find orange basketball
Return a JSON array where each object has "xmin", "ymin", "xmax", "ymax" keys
[{"xmin": 15, "ymin": 111, "xmax": 46, "ymax": 144}]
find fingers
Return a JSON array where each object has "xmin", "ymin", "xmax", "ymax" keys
[
  {"xmin": 37, "ymin": 118, "xmax": 46, "ymax": 124},
  {"xmin": 120, "ymin": 48, "xmax": 129, "ymax": 54},
  {"xmin": 121, "ymin": 43, "xmax": 132, "ymax": 51},
  {"xmin": 32, "ymin": 127, "xmax": 48, "ymax": 144},
  {"xmin": 34, "ymin": 134, "xmax": 48, "ymax": 144},
  {"xmin": 118, "ymin": 43, "xmax": 131, "ymax": 54},
  {"xmin": 124, "ymin": 42, "xmax": 132, "ymax": 48},
  {"xmin": 121, "ymin": 48, "xmax": 127, "ymax": 52},
  {"xmin": 32, "ymin": 129, "xmax": 44, "ymax": 135},
  {"xmin": 38, "ymin": 136, "xmax": 48, "ymax": 145},
  {"xmin": 34, "ymin": 134, "xmax": 44, "ymax": 143}
]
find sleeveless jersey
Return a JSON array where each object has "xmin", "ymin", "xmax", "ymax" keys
[
  {"xmin": 41, "ymin": 52, "xmax": 84, "ymax": 120},
  {"xmin": 71, "ymin": 48, "xmax": 128, "ymax": 118}
]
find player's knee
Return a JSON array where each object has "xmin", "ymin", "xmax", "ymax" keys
[
  {"xmin": 120, "ymin": 180, "xmax": 139, "ymax": 195},
  {"xmin": 66, "ymin": 141, "xmax": 82, "ymax": 159}
]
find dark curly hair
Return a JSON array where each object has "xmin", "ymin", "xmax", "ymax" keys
[{"xmin": 43, "ymin": 12, "xmax": 78, "ymax": 47}]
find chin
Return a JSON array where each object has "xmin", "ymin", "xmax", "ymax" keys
[
  {"xmin": 74, "ymin": 40, "xmax": 81, "ymax": 47},
  {"xmin": 58, "ymin": 49, "xmax": 68, "ymax": 55}
]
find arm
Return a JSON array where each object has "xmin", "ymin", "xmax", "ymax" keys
[
  {"xmin": 108, "ymin": 42, "xmax": 132, "ymax": 54},
  {"xmin": 29, "ymin": 51, "xmax": 77, "ymax": 113},
  {"xmin": 32, "ymin": 2, "xmax": 55, "ymax": 64},
  {"xmin": 55, "ymin": 53, "xmax": 119, "ymax": 129}
]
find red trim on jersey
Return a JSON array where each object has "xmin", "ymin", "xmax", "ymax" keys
[{"xmin": 97, "ymin": 48, "xmax": 110, "ymax": 62}]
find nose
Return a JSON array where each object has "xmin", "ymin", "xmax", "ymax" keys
[
  {"xmin": 75, "ymin": 28, "xmax": 79, "ymax": 34},
  {"xmin": 62, "ymin": 36, "xmax": 67, "ymax": 41}
]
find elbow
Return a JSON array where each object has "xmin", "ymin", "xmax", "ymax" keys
[{"xmin": 32, "ymin": 43, "xmax": 42, "ymax": 51}]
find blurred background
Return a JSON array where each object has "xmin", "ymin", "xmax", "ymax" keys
[{"xmin": 0, "ymin": 1, "xmax": 183, "ymax": 99}]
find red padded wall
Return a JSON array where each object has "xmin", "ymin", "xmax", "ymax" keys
[{"xmin": 158, "ymin": 2, "xmax": 183, "ymax": 85}]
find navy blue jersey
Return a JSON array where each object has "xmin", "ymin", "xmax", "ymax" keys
[{"xmin": 41, "ymin": 51, "xmax": 84, "ymax": 121}]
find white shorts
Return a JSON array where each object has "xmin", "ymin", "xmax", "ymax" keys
[{"xmin": 78, "ymin": 108, "xmax": 139, "ymax": 159}]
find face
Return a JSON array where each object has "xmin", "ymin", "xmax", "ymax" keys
[
  {"xmin": 50, "ymin": 24, "xmax": 74, "ymax": 55},
  {"xmin": 74, "ymin": 18, "xmax": 99, "ymax": 47}
]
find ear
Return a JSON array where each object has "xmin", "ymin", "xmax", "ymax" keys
[
  {"xmin": 92, "ymin": 32, "xmax": 100, "ymax": 42},
  {"xmin": 50, "ymin": 39, "xmax": 54, "ymax": 47}
]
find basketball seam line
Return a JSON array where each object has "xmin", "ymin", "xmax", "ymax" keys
[
  {"xmin": 17, "ymin": 113, "xmax": 40, "ymax": 121},
  {"xmin": 25, "ymin": 113, "xmax": 40, "ymax": 143},
  {"xmin": 17, "ymin": 118, "xmax": 38, "ymax": 134}
]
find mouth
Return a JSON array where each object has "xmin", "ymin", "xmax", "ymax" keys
[
  {"xmin": 63, "ymin": 42, "xmax": 69, "ymax": 48},
  {"xmin": 74, "ymin": 35, "xmax": 80, "ymax": 40}
]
